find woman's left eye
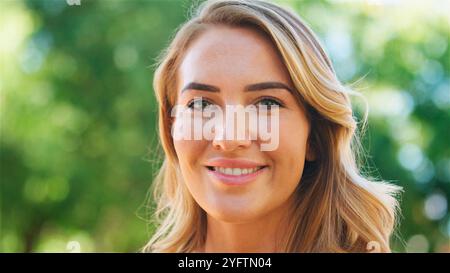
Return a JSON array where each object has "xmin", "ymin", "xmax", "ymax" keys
[{"xmin": 255, "ymin": 97, "xmax": 284, "ymax": 108}]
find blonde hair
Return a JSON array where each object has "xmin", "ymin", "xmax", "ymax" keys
[{"xmin": 143, "ymin": 0, "xmax": 401, "ymax": 252}]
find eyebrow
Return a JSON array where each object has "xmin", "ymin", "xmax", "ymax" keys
[
  {"xmin": 181, "ymin": 81, "xmax": 293, "ymax": 93},
  {"xmin": 245, "ymin": 82, "xmax": 293, "ymax": 93},
  {"xmin": 181, "ymin": 82, "xmax": 220, "ymax": 93}
]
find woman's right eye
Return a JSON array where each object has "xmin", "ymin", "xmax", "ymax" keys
[{"xmin": 187, "ymin": 98, "xmax": 213, "ymax": 111}]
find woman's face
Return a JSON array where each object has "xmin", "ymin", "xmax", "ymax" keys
[{"xmin": 173, "ymin": 26, "xmax": 311, "ymax": 223}]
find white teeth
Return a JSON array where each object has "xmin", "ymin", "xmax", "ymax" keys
[
  {"xmin": 232, "ymin": 168, "xmax": 241, "ymax": 175},
  {"xmin": 212, "ymin": 167, "xmax": 262, "ymax": 175}
]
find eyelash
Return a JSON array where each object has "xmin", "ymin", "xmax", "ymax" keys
[
  {"xmin": 255, "ymin": 96, "xmax": 285, "ymax": 108},
  {"xmin": 187, "ymin": 97, "xmax": 214, "ymax": 110},
  {"xmin": 186, "ymin": 96, "xmax": 285, "ymax": 110}
]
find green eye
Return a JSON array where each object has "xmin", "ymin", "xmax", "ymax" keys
[
  {"xmin": 255, "ymin": 97, "xmax": 283, "ymax": 109},
  {"xmin": 187, "ymin": 98, "xmax": 213, "ymax": 111}
]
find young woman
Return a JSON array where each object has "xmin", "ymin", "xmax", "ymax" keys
[{"xmin": 143, "ymin": 0, "xmax": 401, "ymax": 253}]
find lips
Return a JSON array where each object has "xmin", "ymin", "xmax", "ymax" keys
[
  {"xmin": 207, "ymin": 166, "xmax": 264, "ymax": 175},
  {"xmin": 204, "ymin": 158, "xmax": 268, "ymax": 185}
]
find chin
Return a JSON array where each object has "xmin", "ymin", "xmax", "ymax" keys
[{"xmin": 207, "ymin": 204, "xmax": 264, "ymax": 224}]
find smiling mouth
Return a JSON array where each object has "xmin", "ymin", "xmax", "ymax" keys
[{"xmin": 205, "ymin": 166, "xmax": 267, "ymax": 176}]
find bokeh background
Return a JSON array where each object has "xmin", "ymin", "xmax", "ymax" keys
[{"xmin": 1, "ymin": 0, "xmax": 449, "ymax": 252}]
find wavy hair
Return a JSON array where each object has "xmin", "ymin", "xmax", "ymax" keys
[{"xmin": 143, "ymin": 0, "xmax": 401, "ymax": 252}]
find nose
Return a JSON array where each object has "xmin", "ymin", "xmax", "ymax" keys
[
  {"xmin": 212, "ymin": 138, "xmax": 252, "ymax": 151},
  {"xmin": 211, "ymin": 113, "xmax": 252, "ymax": 152}
]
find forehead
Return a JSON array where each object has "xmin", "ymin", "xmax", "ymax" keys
[{"xmin": 178, "ymin": 26, "xmax": 291, "ymax": 86}]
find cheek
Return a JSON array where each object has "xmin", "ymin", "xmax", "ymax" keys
[
  {"xmin": 271, "ymin": 115, "xmax": 309, "ymax": 184},
  {"xmin": 174, "ymin": 139, "xmax": 227, "ymax": 219},
  {"xmin": 173, "ymin": 139, "xmax": 206, "ymax": 173}
]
